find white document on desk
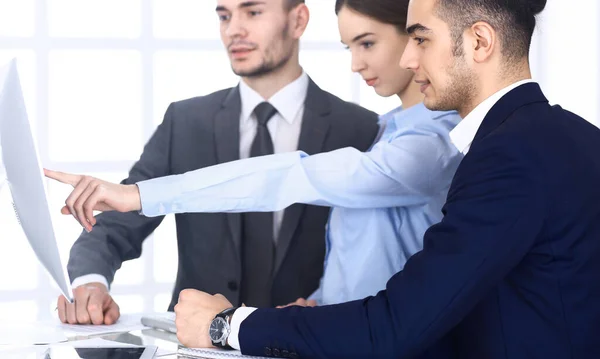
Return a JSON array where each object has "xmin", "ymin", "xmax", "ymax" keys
[
  {"xmin": 55, "ymin": 313, "xmax": 147, "ymax": 337},
  {"xmin": 0, "ymin": 321, "xmax": 68, "ymax": 345},
  {"xmin": 179, "ymin": 347, "xmax": 269, "ymax": 359},
  {"xmin": 0, "ymin": 338, "xmax": 174, "ymax": 358}
]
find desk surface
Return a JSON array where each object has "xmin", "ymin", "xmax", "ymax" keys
[
  {"xmin": 93, "ymin": 328, "xmax": 181, "ymax": 358},
  {"xmin": 1, "ymin": 328, "xmax": 185, "ymax": 358}
]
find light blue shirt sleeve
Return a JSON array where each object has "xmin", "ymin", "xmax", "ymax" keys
[{"xmin": 137, "ymin": 122, "xmax": 458, "ymax": 217}]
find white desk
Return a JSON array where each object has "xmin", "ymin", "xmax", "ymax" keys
[{"xmin": 0, "ymin": 326, "xmax": 182, "ymax": 358}]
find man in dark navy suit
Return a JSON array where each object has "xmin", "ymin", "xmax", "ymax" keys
[{"xmin": 174, "ymin": 0, "xmax": 600, "ymax": 358}]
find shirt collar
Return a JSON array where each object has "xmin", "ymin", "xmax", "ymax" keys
[
  {"xmin": 449, "ymin": 79, "xmax": 535, "ymax": 154},
  {"xmin": 239, "ymin": 71, "xmax": 309, "ymax": 126}
]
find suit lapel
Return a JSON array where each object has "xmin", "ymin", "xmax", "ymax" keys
[
  {"xmin": 214, "ymin": 86, "xmax": 243, "ymax": 259},
  {"xmin": 472, "ymin": 83, "xmax": 548, "ymax": 146},
  {"xmin": 274, "ymin": 78, "xmax": 332, "ymax": 275}
]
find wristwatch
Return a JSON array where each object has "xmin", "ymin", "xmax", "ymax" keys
[{"xmin": 209, "ymin": 307, "xmax": 238, "ymax": 349}]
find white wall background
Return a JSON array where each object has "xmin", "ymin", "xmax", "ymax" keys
[{"xmin": 0, "ymin": 0, "xmax": 598, "ymax": 322}]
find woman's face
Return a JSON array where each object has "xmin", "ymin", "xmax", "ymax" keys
[{"xmin": 338, "ymin": 6, "xmax": 414, "ymax": 98}]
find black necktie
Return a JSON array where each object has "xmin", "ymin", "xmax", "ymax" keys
[
  {"xmin": 240, "ymin": 102, "xmax": 278, "ymax": 307},
  {"xmin": 250, "ymin": 102, "xmax": 277, "ymax": 157}
]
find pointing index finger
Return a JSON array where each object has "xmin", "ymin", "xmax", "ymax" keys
[{"xmin": 44, "ymin": 169, "xmax": 81, "ymax": 187}]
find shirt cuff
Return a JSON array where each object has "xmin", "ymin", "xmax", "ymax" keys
[
  {"xmin": 136, "ymin": 180, "xmax": 163, "ymax": 217},
  {"xmin": 228, "ymin": 307, "xmax": 257, "ymax": 350},
  {"xmin": 71, "ymin": 274, "xmax": 109, "ymax": 290}
]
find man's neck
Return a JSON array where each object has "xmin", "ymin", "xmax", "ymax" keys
[
  {"xmin": 242, "ymin": 64, "xmax": 303, "ymax": 100},
  {"xmin": 460, "ymin": 63, "xmax": 532, "ymax": 118}
]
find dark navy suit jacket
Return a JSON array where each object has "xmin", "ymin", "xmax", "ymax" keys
[{"xmin": 238, "ymin": 83, "xmax": 600, "ymax": 359}]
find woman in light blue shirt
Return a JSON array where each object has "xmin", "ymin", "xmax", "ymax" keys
[{"xmin": 47, "ymin": 0, "xmax": 463, "ymax": 306}]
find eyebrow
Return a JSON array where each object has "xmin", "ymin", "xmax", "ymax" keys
[
  {"xmin": 406, "ymin": 23, "xmax": 432, "ymax": 35},
  {"xmin": 351, "ymin": 32, "xmax": 375, "ymax": 43},
  {"xmin": 216, "ymin": 1, "xmax": 266, "ymax": 12}
]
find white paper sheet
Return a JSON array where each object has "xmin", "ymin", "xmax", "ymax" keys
[
  {"xmin": 179, "ymin": 347, "xmax": 269, "ymax": 359},
  {"xmin": 0, "ymin": 338, "xmax": 174, "ymax": 358},
  {"xmin": 0, "ymin": 321, "xmax": 68, "ymax": 345},
  {"xmin": 0, "ymin": 58, "xmax": 72, "ymax": 301},
  {"xmin": 55, "ymin": 313, "xmax": 147, "ymax": 337}
]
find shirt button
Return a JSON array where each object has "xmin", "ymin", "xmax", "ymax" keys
[
  {"xmin": 228, "ymin": 281, "xmax": 238, "ymax": 291},
  {"xmin": 272, "ymin": 348, "xmax": 280, "ymax": 357}
]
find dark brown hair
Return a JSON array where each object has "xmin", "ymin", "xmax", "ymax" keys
[
  {"xmin": 285, "ymin": 0, "xmax": 305, "ymax": 11},
  {"xmin": 436, "ymin": 0, "xmax": 546, "ymax": 59},
  {"xmin": 334, "ymin": 0, "xmax": 409, "ymax": 34}
]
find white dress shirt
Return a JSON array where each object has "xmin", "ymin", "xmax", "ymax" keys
[
  {"xmin": 238, "ymin": 72, "xmax": 307, "ymax": 240},
  {"xmin": 450, "ymin": 79, "xmax": 534, "ymax": 155},
  {"xmin": 71, "ymin": 72, "xmax": 309, "ymax": 291},
  {"xmin": 228, "ymin": 78, "xmax": 537, "ymax": 351}
]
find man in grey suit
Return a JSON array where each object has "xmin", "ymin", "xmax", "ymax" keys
[{"xmin": 56, "ymin": 0, "xmax": 378, "ymax": 325}]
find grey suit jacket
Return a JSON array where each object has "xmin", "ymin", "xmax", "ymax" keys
[{"xmin": 67, "ymin": 78, "xmax": 379, "ymax": 309}]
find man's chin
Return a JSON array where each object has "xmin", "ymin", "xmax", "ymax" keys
[
  {"xmin": 422, "ymin": 97, "xmax": 440, "ymax": 111},
  {"xmin": 423, "ymin": 99, "xmax": 450, "ymax": 112}
]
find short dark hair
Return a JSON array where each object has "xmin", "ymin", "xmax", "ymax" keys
[
  {"xmin": 435, "ymin": 0, "xmax": 547, "ymax": 59},
  {"xmin": 285, "ymin": 0, "xmax": 305, "ymax": 11},
  {"xmin": 334, "ymin": 0, "xmax": 409, "ymax": 34}
]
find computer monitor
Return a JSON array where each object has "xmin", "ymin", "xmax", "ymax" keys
[{"xmin": 0, "ymin": 58, "xmax": 72, "ymax": 301}]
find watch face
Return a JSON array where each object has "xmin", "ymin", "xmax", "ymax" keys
[{"xmin": 209, "ymin": 317, "xmax": 228, "ymax": 342}]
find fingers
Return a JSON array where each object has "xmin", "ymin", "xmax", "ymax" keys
[
  {"xmin": 103, "ymin": 298, "xmax": 120, "ymax": 325},
  {"xmin": 57, "ymin": 295, "xmax": 68, "ymax": 323},
  {"xmin": 75, "ymin": 293, "xmax": 92, "ymax": 324},
  {"xmin": 64, "ymin": 177, "xmax": 92, "ymax": 228},
  {"xmin": 65, "ymin": 298, "xmax": 78, "ymax": 324},
  {"xmin": 276, "ymin": 298, "xmax": 311, "ymax": 309},
  {"xmin": 44, "ymin": 169, "xmax": 81, "ymax": 187},
  {"xmin": 82, "ymin": 187, "xmax": 107, "ymax": 227},
  {"xmin": 87, "ymin": 291, "xmax": 106, "ymax": 325},
  {"xmin": 73, "ymin": 183, "xmax": 97, "ymax": 232}
]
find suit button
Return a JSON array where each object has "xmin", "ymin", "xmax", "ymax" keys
[
  {"xmin": 281, "ymin": 349, "xmax": 290, "ymax": 358},
  {"xmin": 273, "ymin": 348, "xmax": 280, "ymax": 357},
  {"xmin": 289, "ymin": 352, "xmax": 298, "ymax": 359},
  {"xmin": 228, "ymin": 281, "xmax": 238, "ymax": 291},
  {"xmin": 264, "ymin": 347, "xmax": 272, "ymax": 356}
]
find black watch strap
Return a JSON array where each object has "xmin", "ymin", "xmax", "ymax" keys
[
  {"xmin": 217, "ymin": 306, "xmax": 238, "ymax": 323},
  {"xmin": 213, "ymin": 307, "xmax": 238, "ymax": 349}
]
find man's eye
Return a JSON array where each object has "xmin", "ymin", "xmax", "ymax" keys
[{"xmin": 218, "ymin": 14, "xmax": 230, "ymax": 22}]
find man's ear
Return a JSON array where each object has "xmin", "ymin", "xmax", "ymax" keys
[
  {"xmin": 468, "ymin": 21, "xmax": 496, "ymax": 63},
  {"xmin": 290, "ymin": 4, "xmax": 309, "ymax": 39}
]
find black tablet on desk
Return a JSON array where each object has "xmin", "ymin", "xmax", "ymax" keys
[{"xmin": 46, "ymin": 346, "xmax": 157, "ymax": 359}]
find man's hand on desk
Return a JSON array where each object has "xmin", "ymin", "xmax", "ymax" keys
[
  {"xmin": 276, "ymin": 297, "xmax": 318, "ymax": 309},
  {"xmin": 174, "ymin": 289, "xmax": 232, "ymax": 348},
  {"xmin": 44, "ymin": 169, "xmax": 142, "ymax": 233},
  {"xmin": 57, "ymin": 282, "xmax": 120, "ymax": 325}
]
